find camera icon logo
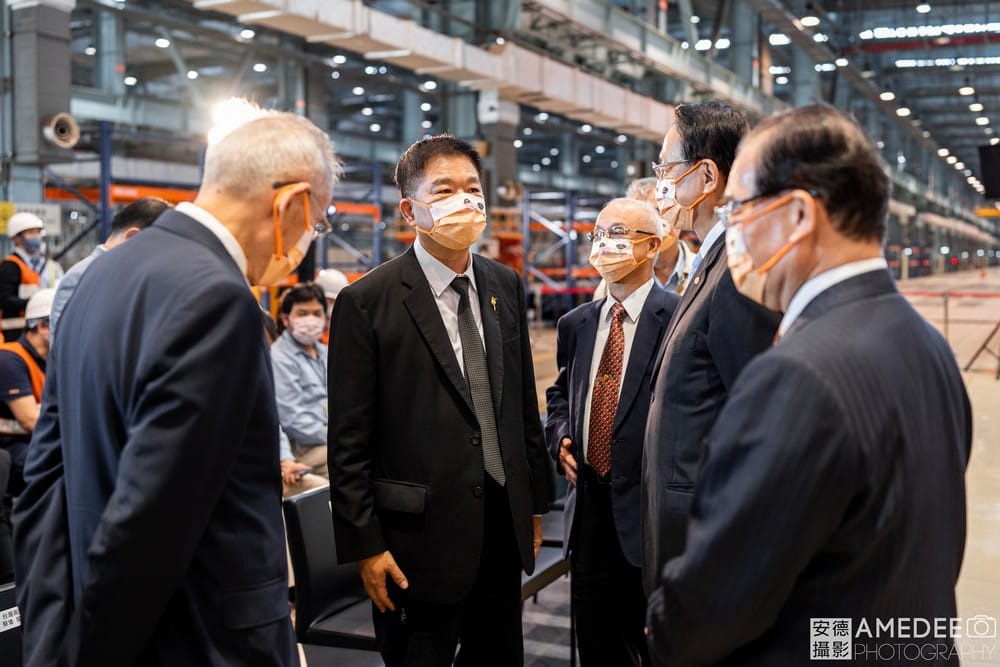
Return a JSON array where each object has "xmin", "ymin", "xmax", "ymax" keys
[{"xmin": 967, "ymin": 615, "xmax": 997, "ymax": 638}]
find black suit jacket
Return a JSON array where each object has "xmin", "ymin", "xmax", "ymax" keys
[
  {"xmin": 642, "ymin": 237, "xmax": 780, "ymax": 592},
  {"xmin": 545, "ymin": 286, "xmax": 678, "ymax": 566},
  {"xmin": 13, "ymin": 211, "xmax": 296, "ymax": 666},
  {"xmin": 327, "ymin": 246, "xmax": 552, "ymax": 604},
  {"xmin": 648, "ymin": 269, "xmax": 972, "ymax": 665}
]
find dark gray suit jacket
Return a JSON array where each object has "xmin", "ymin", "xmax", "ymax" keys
[
  {"xmin": 642, "ymin": 237, "xmax": 780, "ymax": 592},
  {"xmin": 327, "ymin": 247, "xmax": 552, "ymax": 604},
  {"xmin": 545, "ymin": 286, "xmax": 678, "ymax": 566},
  {"xmin": 647, "ymin": 269, "xmax": 972, "ymax": 665},
  {"xmin": 14, "ymin": 211, "xmax": 296, "ymax": 666}
]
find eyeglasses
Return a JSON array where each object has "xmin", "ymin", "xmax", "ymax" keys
[
  {"xmin": 650, "ymin": 159, "xmax": 690, "ymax": 179},
  {"xmin": 715, "ymin": 188, "xmax": 823, "ymax": 228},
  {"xmin": 586, "ymin": 226, "xmax": 657, "ymax": 242},
  {"xmin": 273, "ymin": 181, "xmax": 334, "ymax": 237}
]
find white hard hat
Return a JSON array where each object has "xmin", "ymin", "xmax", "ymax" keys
[
  {"xmin": 7, "ymin": 212, "xmax": 45, "ymax": 238},
  {"xmin": 315, "ymin": 268, "xmax": 349, "ymax": 299},
  {"xmin": 25, "ymin": 288, "xmax": 56, "ymax": 321}
]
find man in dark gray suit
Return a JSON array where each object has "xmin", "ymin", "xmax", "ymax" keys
[
  {"xmin": 14, "ymin": 109, "xmax": 340, "ymax": 666},
  {"xmin": 648, "ymin": 103, "xmax": 972, "ymax": 665},
  {"xmin": 643, "ymin": 102, "xmax": 781, "ymax": 594}
]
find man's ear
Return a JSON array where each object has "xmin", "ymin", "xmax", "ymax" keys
[
  {"xmin": 787, "ymin": 190, "xmax": 817, "ymax": 243},
  {"xmin": 645, "ymin": 236, "xmax": 662, "ymax": 260},
  {"xmin": 122, "ymin": 226, "xmax": 143, "ymax": 241},
  {"xmin": 700, "ymin": 159, "xmax": 722, "ymax": 196},
  {"xmin": 272, "ymin": 181, "xmax": 310, "ymax": 218},
  {"xmin": 399, "ymin": 198, "xmax": 416, "ymax": 226}
]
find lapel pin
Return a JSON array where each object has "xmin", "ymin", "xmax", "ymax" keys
[
  {"xmin": 491, "ymin": 296, "xmax": 497, "ymax": 311},
  {"xmin": 693, "ymin": 275, "xmax": 702, "ymax": 286}
]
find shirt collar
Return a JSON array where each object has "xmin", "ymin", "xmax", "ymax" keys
[
  {"xmin": 176, "ymin": 202, "xmax": 248, "ymax": 278},
  {"xmin": 14, "ymin": 247, "xmax": 40, "ymax": 266},
  {"xmin": 413, "ymin": 236, "xmax": 477, "ymax": 297},
  {"xmin": 670, "ymin": 240, "xmax": 690, "ymax": 282},
  {"xmin": 602, "ymin": 277, "xmax": 655, "ymax": 323},
  {"xmin": 779, "ymin": 257, "xmax": 889, "ymax": 336},
  {"xmin": 695, "ymin": 220, "xmax": 726, "ymax": 264}
]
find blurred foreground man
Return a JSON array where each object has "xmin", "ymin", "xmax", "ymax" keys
[
  {"xmin": 648, "ymin": 103, "xmax": 972, "ymax": 665},
  {"xmin": 642, "ymin": 101, "xmax": 780, "ymax": 594},
  {"xmin": 14, "ymin": 109, "xmax": 340, "ymax": 666},
  {"xmin": 546, "ymin": 198, "xmax": 678, "ymax": 666},
  {"xmin": 328, "ymin": 135, "xmax": 552, "ymax": 666}
]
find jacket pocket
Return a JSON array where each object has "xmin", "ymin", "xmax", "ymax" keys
[
  {"xmin": 222, "ymin": 577, "xmax": 289, "ymax": 629},
  {"xmin": 373, "ymin": 479, "xmax": 428, "ymax": 513}
]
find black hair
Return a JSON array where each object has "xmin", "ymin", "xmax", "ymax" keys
[
  {"xmin": 277, "ymin": 282, "xmax": 326, "ymax": 332},
  {"xmin": 110, "ymin": 197, "xmax": 171, "ymax": 235},
  {"xmin": 394, "ymin": 134, "xmax": 483, "ymax": 198},
  {"xmin": 674, "ymin": 101, "xmax": 750, "ymax": 181},
  {"xmin": 750, "ymin": 103, "xmax": 889, "ymax": 242}
]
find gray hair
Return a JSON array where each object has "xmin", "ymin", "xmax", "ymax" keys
[
  {"xmin": 202, "ymin": 110, "xmax": 342, "ymax": 202},
  {"xmin": 625, "ymin": 177, "xmax": 658, "ymax": 204},
  {"xmin": 602, "ymin": 197, "xmax": 664, "ymax": 239}
]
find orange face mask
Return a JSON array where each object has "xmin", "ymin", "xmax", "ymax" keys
[
  {"xmin": 655, "ymin": 161, "xmax": 710, "ymax": 232},
  {"xmin": 252, "ymin": 185, "xmax": 315, "ymax": 286}
]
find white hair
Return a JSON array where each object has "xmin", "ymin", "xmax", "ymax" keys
[
  {"xmin": 603, "ymin": 197, "xmax": 664, "ymax": 239},
  {"xmin": 202, "ymin": 109, "xmax": 342, "ymax": 201}
]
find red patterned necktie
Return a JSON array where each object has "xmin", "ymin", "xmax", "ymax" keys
[{"xmin": 587, "ymin": 303, "xmax": 627, "ymax": 478}]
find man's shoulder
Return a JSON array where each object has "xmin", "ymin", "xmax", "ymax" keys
[{"xmin": 0, "ymin": 345, "xmax": 30, "ymax": 383}]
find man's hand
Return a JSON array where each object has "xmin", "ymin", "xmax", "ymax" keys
[
  {"xmin": 533, "ymin": 515, "xmax": 543, "ymax": 559},
  {"xmin": 559, "ymin": 437, "xmax": 578, "ymax": 485},
  {"xmin": 280, "ymin": 459, "xmax": 312, "ymax": 487},
  {"xmin": 357, "ymin": 550, "xmax": 408, "ymax": 613}
]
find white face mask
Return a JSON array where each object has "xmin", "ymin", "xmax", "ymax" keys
[
  {"xmin": 289, "ymin": 315, "xmax": 325, "ymax": 346},
  {"xmin": 411, "ymin": 192, "xmax": 487, "ymax": 251},
  {"xmin": 589, "ymin": 237, "xmax": 647, "ymax": 283}
]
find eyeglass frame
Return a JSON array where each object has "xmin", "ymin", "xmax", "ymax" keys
[
  {"xmin": 715, "ymin": 187, "xmax": 824, "ymax": 228},
  {"xmin": 650, "ymin": 159, "xmax": 692, "ymax": 180},
  {"xmin": 272, "ymin": 180, "xmax": 334, "ymax": 237},
  {"xmin": 586, "ymin": 225, "xmax": 658, "ymax": 242}
]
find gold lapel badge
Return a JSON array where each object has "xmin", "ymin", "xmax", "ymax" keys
[{"xmin": 491, "ymin": 296, "xmax": 498, "ymax": 311}]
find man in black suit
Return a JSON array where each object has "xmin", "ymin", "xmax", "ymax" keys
[
  {"xmin": 648, "ymin": 103, "xmax": 972, "ymax": 665},
  {"xmin": 546, "ymin": 198, "xmax": 678, "ymax": 666},
  {"xmin": 642, "ymin": 101, "xmax": 781, "ymax": 593},
  {"xmin": 327, "ymin": 135, "xmax": 552, "ymax": 666},
  {"xmin": 13, "ymin": 109, "xmax": 340, "ymax": 666}
]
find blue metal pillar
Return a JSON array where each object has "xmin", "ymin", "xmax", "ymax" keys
[{"xmin": 99, "ymin": 120, "xmax": 113, "ymax": 241}]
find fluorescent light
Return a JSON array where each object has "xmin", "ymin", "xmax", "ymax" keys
[
  {"xmin": 186, "ymin": 70, "xmax": 198, "ymax": 80},
  {"xmin": 523, "ymin": 127, "xmax": 533, "ymax": 136},
  {"xmin": 611, "ymin": 160, "xmax": 619, "ymax": 168},
  {"xmin": 531, "ymin": 164, "xmax": 541, "ymax": 172},
  {"xmin": 916, "ymin": 3, "xmax": 931, "ymax": 12},
  {"xmin": 946, "ymin": 156, "xmax": 957, "ymax": 164},
  {"xmin": 582, "ymin": 155, "xmax": 592, "ymax": 164},
  {"xmin": 361, "ymin": 107, "xmax": 373, "ymax": 116},
  {"xmin": 422, "ymin": 80, "xmax": 438, "ymax": 91},
  {"xmin": 239, "ymin": 28, "xmax": 255, "ymax": 39},
  {"xmin": 364, "ymin": 66, "xmax": 377, "ymax": 75},
  {"xmin": 954, "ymin": 162, "xmax": 965, "ymax": 170},
  {"xmin": 332, "ymin": 55, "xmax": 347, "ymax": 65},
  {"xmin": 801, "ymin": 15, "xmax": 821, "ymax": 27},
  {"xmin": 835, "ymin": 57, "xmax": 848, "ymax": 67},
  {"xmin": 330, "ymin": 71, "xmax": 340, "ymax": 79},
  {"xmin": 123, "ymin": 75, "xmax": 138, "ymax": 86},
  {"xmin": 421, "ymin": 120, "xmax": 432, "ymax": 129},
  {"xmin": 959, "ymin": 85, "xmax": 975, "ymax": 95},
  {"xmin": 880, "ymin": 91, "xmax": 896, "ymax": 101},
  {"xmin": 814, "ymin": 63, "xmax": 836, "ymax": 72},
  {"xmin": 769, "ymin": 33, "xmax": 792, "ymax": 46},
  {"xmin": 690, "ymin": 15, "xmax": 701, "ymax": 24},
  {"xmin": 513, "ymin": 139, "xmax": 523, "ymax": 148},
  {"xmin": 616, "ymin": 134, "xmax": 628, "ymax": 143},
  {"xmin": 695, "ymin": 39, "xmax": 712, "ymax": 51},
  {"xmin": 970, "ymin": 102, "xmax": 984, "ymax": 112},
  {"xmin": 154, "ymin": 37, "xmax": 170, "ymax": 49},
  {"xmin": 937, "ymin": 148, "xmax": 949, "ymax": 157},
  {"xmin": 776, "ymin": 76, "xmax": 789, "ymax": 85},
  {"xmin": 541, "ymin": 157, "xmax": 551, "ymax": 166},
  {"xmin": 716, "ymin": 38, "xmax": 731, "ymax": 49},
  {"xmin": 992, "ymin": 137, "xmax": 1000, "ymax": 145},
  {"xmin": 253, "ymin": 63, "xmax": 267, "ymax": 73},
  {"xmin": 595, "ymin": 145, "xmax": 606, "ymax": 154},
  {"xmin": 813, "ymin": 33, "xmax": 829, "ymax": 42},
  {"xmin": 369, "ymin": 123, "xmax": 381, "ymax": 133},
  {"xmin": 352, "ymin": 86, "xmax": 364, "ymax": 95},
  {"xmin": 420, "ymin": 102, "xmax": 432, "ymax": 112},
  {"xmin": 549, "ymin": 148, "xmax": 559, "ymax": 156},
  {"xmin": 84, "ymin": 46, "xmax": 96, "ymax": 55},
  {"xmin": 536, "ymin": 112, "xmax": 549, "ymax": 122},
  {"xmin": 581, "ymin": 124, "xmax": 593, "ymax": 133},
  {"xmin": 862, "ymin": 22, "xmax": 1000, "ymax": 40},
  {"xmin": 896, "ymin": 107, "xmax": 911, "ymax": 117},
  {"xmin": 976, "ymin": 116, "xmax": 990, "ymax": 125},
  {"xmin": 769, "ymin": 65, "xmax": 792, "ymax": 75}
]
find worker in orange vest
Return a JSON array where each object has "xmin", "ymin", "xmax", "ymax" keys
[
  {"xmin": 0, "ymin": 287, "xmax": 53, "ymax": 582},
  {"xmin": 0, "ymin": 213, "xmax": 63, "ymax": 341}
]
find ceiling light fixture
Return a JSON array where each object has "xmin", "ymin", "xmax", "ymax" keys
[
  {"xmin": 896, "ymin": 107, "xmax": 911, "ymax": 117},
  {"xmin": 916, "ymin": 3, "xmax": 931, "ymax": 13},
  {"xmin": 937, "ymin": 148, "xmax": 949, "ymax": 157},
  {"xmin": 154, "ymin": 37, "xmax": 170, "ymax": 49},
  {"xmin": 970, "ymin": 102, "xmax": 984, "ymax": 112},
  {"xmin": 239, "ymin": 28, "xmax": 256, "ymax": 39},
  {"xmin": 976, "ymin": 117, "xmax": 990, "ymax": 125},
  {"xmin": 880, "ymin": 91, "xmax": 896, "ymax": 101},
  {"xmin": 959, "ymin": 84, "xmax": 975, "ymax": 95}
]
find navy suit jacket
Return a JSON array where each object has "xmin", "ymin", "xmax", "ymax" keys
[
  {"xmin": 327, "ymin": 247, "xmax": 552, "ymax": 604},
  {"xmin": 545, "ymin": 286, "xmax": 678, "ymax": 566},
  {"xmin": 648, "ymin": 270, "xmax": 972, "ymax": 665},
  {"xmin": 642, "ymin": 237, "xmax": 780, "ymax": 592},
  {"xmin": 13, "ymin": 211, "xmax": 296, "ymax": 666}
]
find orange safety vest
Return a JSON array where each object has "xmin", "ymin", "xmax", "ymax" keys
[
  {"xmin": 5, "ymin": 253, "xmax": 41, "ymax": 288},
  {"xmin": 0, "ymin": 340, "xmax": 45, "ymax": 402}
]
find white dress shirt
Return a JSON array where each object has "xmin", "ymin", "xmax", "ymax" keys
[
  {"xmin": 779, "ymin": 257, "xmax": 889, "ymax": 337},
  {"xmin": 176, "ymin": 202, "xmax": 248, "ymax": 279},
  {"xmin": 413, "ymin": 237, "xmax": 484, "ymax": 376},
  {"xmin": 582, "ymin": 277, "xmax": 655, "ymax": 459},
  {"xmin": 690, "ymin": 220, "xmax": 726, "ymax": 279}
]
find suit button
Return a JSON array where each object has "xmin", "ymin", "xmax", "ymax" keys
[
  {"xmin": 471, "ymin": 433, "xmax": 481, "ymax": 446},
  {"xmin": 473, "ymin": 485, "xmax": 483, "ymax": 497}
]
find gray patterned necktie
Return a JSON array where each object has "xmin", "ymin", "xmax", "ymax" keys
[{"xmin": 451, "ymin": 276, "xmax": 506, "ymax": 486}]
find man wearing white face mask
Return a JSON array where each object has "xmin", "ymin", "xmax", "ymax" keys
[
  {"xmin": 648, "ymin": 103, "xmax": 971, "ymax": 665},
  {"xmin": 14, "ymin": 107, "xmax": 340, "ymax": 666},
  {"xmin": 272, "ymin": 282, "xmax": 331, "ymax": 497},
  {"xmin": 546, "ymin": 198, "xmax": 678, "ymax": 666},
  {"xmin": 328, "ymin": 134, "xmax": 552, "ymax": 666},
  {"xmin": 642, "ymin": 101, "xmax": 782, "ymax": 597}
]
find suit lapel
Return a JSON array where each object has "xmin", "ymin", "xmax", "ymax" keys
[
  {"xmin": 472, "ymin": 256, "xmax": 504, "ymax": 413},
  {"xmin": 400, "ymin": 249, "xmax": 476, "ymax": 415},
  {"xmin": 613, "ymin": 290, "xmax": 666, "ymax": 434}
]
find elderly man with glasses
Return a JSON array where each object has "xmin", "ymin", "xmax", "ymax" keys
[{"xmin": 647, "ymin": 103, "xmax": 971, "ymax": 665}]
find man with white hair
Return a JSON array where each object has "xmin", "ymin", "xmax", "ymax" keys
[
  {"xmin": 15, "ymin": 108, "xmax": 340, "ymax": 666},
  {"xmin": 546, "ymin": 198, "xmax": 679, "ymax": 665},
  {"xmin": 0, "ymin": 212, "xmax": 63, "ymax": 341}
]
